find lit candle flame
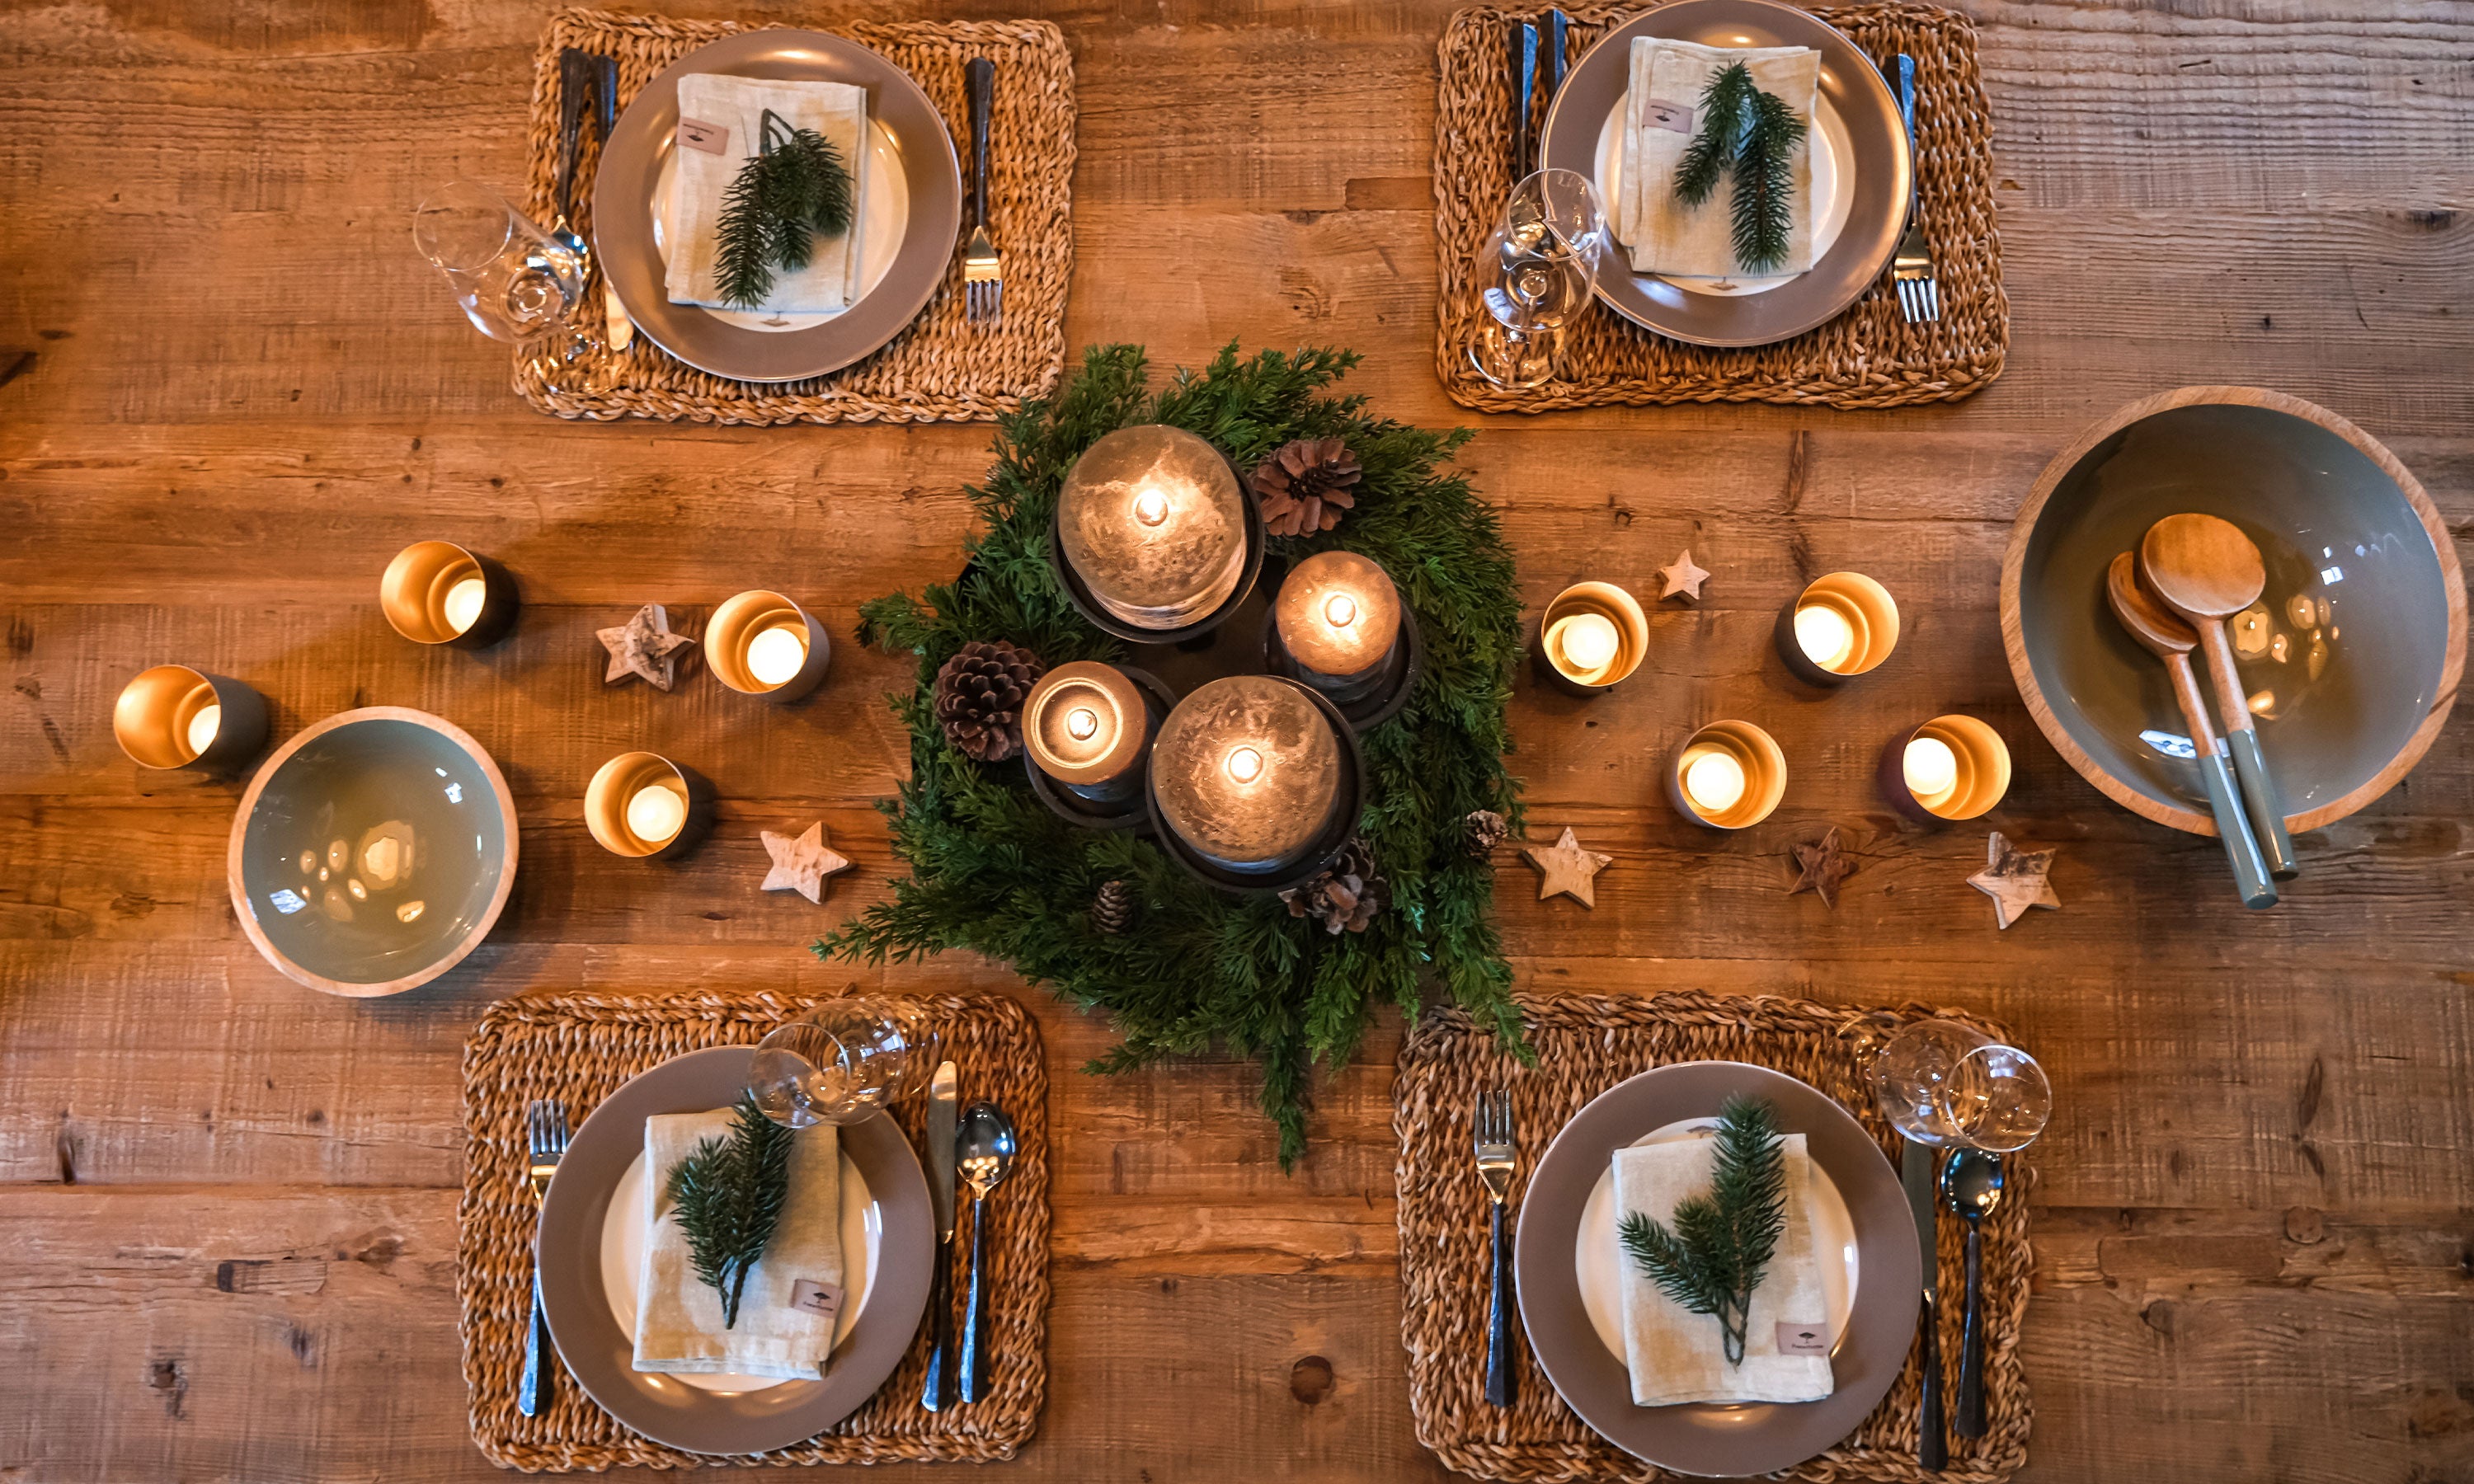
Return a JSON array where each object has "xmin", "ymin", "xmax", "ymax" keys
[
  {"xmin": 1066, "ymin": 707, "xmax": 1100, "ymax": 741},
  {"xmin": 443, "ymin": 575, "xmax": 489, "ymax": 636},
  {"xmin": 1324, "ymin": 594, "xmax": 1357, "ymax": 629},
  {"xmin": 626, "ymin": 784, "xmax": 687, "ymax": 844},
  {"xmin": 1682, "ymin": 750, "xmax": 1747, "ymax": 815},
  {"xmin": 1132, "ymin": 486, "xmax": 1170, "ymax": 527},
  {"xmin": 745, "ymin": 622, "xmax": 809, "ymax": 687},
  {"xmin": 186, "ymin": 702, "xmax": 221, "ymax": 758},
  {"xmin": 1794, "ymin": 603, "xmax": 1858, "ymax": 671},
  {"xmin": 1225, "ymin": 746, "xmax": 1264, "ymax": 784},
  {"xmin": 1903, "ymin": 736, "xmax": 1959, "ymax": 804}
]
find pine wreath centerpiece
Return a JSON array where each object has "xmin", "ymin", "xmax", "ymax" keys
[
  {"xmin": 663, "ymin": 1093, "xmax": 796, "ymax": 1329},
  {"xmin": 1673, "ymin": 62, "xmax": 1809, "ymax": 275},
  {"xmin": 714, "ymin": 107, "xmax": 857, "ymax": 310},
  {"xmin": 817, "ymin": 345, "xmax": 1526, "ymax": 1163},
  {"xmin": 1618, "ymin": 1095, "xmax": 1788, "ymax": 1364}
]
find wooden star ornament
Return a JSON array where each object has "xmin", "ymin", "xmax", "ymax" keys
[
  {"xmin": 1658, "ymin": 549, "xmax": 1710, "ymax": 602},
  {"xmin": 1524, "ymin": 827, "xmax": 1614, "ymax": 908},
  {"xmin": 599, "ymin": 603, "xmax": 696, "ymax": 691},
  {"xmin": 1790, "ymin": 826, "xmax": 1857, "ymax": 909},
  {"xmin": 1968, "ymin": 832, "xmax": 2060, "ymax": 930},
  {"xmin": 760, "ymin": 822, "xmax": 854, "ymax": 904}
]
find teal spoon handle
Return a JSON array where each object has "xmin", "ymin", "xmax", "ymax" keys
[
  {"xmin": 2227, "ymin": 729, "xmax": 2299, "ymax": 880},
  {"xmin": 2199, "ymin": 743, "xmax": 2278, "ymax": 909}
]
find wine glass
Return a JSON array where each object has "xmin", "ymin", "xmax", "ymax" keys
[
  {"xmin": 1871, "ymin": 1020, "xmax": 2051, "ymax": 1153},
  {"xmin": 747, "ymin": 996, "xmax": 939, "ymax": 1129},
  {"xmin": 412, "ymin": 179, "xmax": 583, "ymax": 344},
  {"xmin": 1468, "ymin": 167, "xmax": 1607, "ymax": 391}
]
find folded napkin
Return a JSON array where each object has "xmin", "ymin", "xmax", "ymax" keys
[
  {"xmin": 665, "ymin": 73, "xmax": 869, "ymax": 313},
  {"xmin": 1617, "ymin": 38, "xmax": 1820, "ymax": 279},
  {"xmin": 633, "ymin": 1108, "xmax": 844, "ymax": 1380},
  {"xmin": 1612, "ymin": 1132, "xmax": 1834, "ymax": 1407}
]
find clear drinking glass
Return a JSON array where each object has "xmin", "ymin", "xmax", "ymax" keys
[
  {"xmin": 1871, "ymin": 1020, "xmax": 2052, "ymax": 1153},
  {"xmin": 747, "ymin": 996, "xmax": 939, "ymax": 1129},
  {"xmin": 1468, "ymin": 167, "xmax": 1608, "ymax": 390},
  {"xmin": 412, "ymin": 179, "xmax": 583, "ymax": 343}
]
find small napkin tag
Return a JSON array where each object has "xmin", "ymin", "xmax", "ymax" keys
[
  {"xmin": 1776, "ymin": 1321, "xmax": 1830, "ymax": 1356},
  {"xmin": 1643, "ymin": 98, "xmax": 1694, "ymax": 134},
  {"xmin": 789, "ymin": 1277, "xmax": 844, "ymax": 1325},
  {"xmin": 677, "ymin": 117, "xmax": 731, "ymax": 155}
]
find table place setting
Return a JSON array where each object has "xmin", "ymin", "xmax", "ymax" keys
[{"xmin": 459, "ymin": 991, "xmax": 1050, "ymax": 1468}]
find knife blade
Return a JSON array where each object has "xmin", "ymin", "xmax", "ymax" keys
[
  {"xmin": 920, "ymin": 1060, "xmax": 962, "ymax": 1411},
  {"xmin": 929, "ymin": 1061, "xmax": 960, "ymax": 1238},
  {"xmin": 1902, "ymin": 1137, "xmax": 1948, "ymax": 1472},
  {"xmin": 1543, "ymin": 8, "xmax": 1571, "ymax": 107}
]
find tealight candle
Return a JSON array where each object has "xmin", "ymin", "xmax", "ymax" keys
[
  {"xmin": 586, "ymin": 752, "xmax": 708, "ymax": 858},
  {"xmin": 1023, "ymin": 661, "xmax": 1159, "ymax": 810},
  {"xmin": 186, "ymin": 703, "xmax": 223, "ymax": 758},
  {"xmin": 625, "ymin": 783, "xmax": 687, "ymax": 844},
  {"xmin": 1272, "ymin": 551, "xmax": 1405, "ymax": 705},
  {"xmin": 708, "ymin": 590, "xmax": 832, "ymax": 702},
  {"xmin": 1056, "ymin": 425, "xmax": 1251, "ymax": 632},
  {"xmin": 1666, "ymin": 721, "xmax": 1787, "ymax": 830},
  {"xmin": 1535, "ymin": 581, "xmax": 1649, "ymax": 694},
  {"xmin": 1150, "ymin": 675, "xmax": 1345, "ymax": 876},
  {"xmin": 1902, "ymin": 735, "xmax": 1960, "ymax": 810},
  {"xmin": 112, "ymin": 665, "xmax": 268, "ymax": 771},
  {"xmin": 1681, "ymin": 749, "xmax": 1748, "ymax": 816},
  {"xmin": 381, "ymin": 540, "xmax": 518, "ymax": 648},
  {"xmin": 1882, "ymin": 716, "xmax": 2011, "ymax": 823},
  {"xmin": 1776, "ymin": 572, "xmax": 1899, "ymax": 684},
  {"xmin": 1546, "ymin": 612, "xmax": 1622, "ymax": 683}
]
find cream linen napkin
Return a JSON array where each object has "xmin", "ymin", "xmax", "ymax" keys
[
  {"xmin": 664, "ymin": 73, "xmax": 869, "ymax": 313},
  {"xmin": 1617, "ymin": 38, "xmax": 1820, "ymax": 279},
  {"xmin": 633, "ymin": 1108, "xmax": 844, "ymax": 1379},
  {"xmin": 1611, "ymin": 1133, "xmax": 1835, "ymax": 1407}
]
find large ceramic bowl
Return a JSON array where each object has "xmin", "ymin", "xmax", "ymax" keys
[
  {"xmin": 227, "ymin": 707, "xmax": 518, "ymax": 995},
  {"xmin": 2002, "ymin": 387, "xmax": 2465, "ymax": 835}
]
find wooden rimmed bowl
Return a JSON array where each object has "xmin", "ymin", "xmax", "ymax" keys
[
  {"xmin": 2001, "ymin": 387, "xmax": 2466, "ymax": 837},
  {"xmin": 227, "ymin": 707, "xmax": 518, "ymax": 997}
]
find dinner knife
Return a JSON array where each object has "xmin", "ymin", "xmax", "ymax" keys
[
  {"xmin": 1902, "ymin": 1137, "xmax": 1948, "ymax": 1471},
  {"xmin": 590, "ymin": 52, "xmax": 634, "ymax": 353},
  {"xmin": 920, "ymin": 1059, "xmax": 960, "ymax": 1411},
  {"xmin": 1543, "ymin": 9, "xmax": 1571, "ymax": 110},
  {"xmin": 1507, "ymin": 20, "xmax": 1539, "ymax": 181}
]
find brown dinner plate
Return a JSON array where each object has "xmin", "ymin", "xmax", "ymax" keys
[
  {"xmin": 536, "ymin": 1045, "xmax": 933, "ymax": 1455},
  {"xmin": 1515, "ymin": 1061, "xmax": 1920, "ymax": 1477},
  {"xmin": 593, "ymin": 30, "xmax": 962, "ymax": 383},
  {"xmin": 1540, "ymin": 0, "xmax": 1907, "ymax": 348}
]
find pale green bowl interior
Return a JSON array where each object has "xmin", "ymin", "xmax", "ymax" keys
[
  {"xmin": 2018, "ymin": 403, "xmax": 2452, "ymax": 822},
  {"xmin": 238, "ymin": 718, "xmax": 510, "ymax": 985}
]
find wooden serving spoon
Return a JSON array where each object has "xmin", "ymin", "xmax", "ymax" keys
[
  {"xmin": 2105, "ymin": 552, "xmax": 2276, "ymax": 909},
  {"xmin": 2138, "ymin": 514, "xmax": 2299, "ymax": 880}
]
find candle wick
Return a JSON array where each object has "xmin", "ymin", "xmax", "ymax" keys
[{"xmin": 1066, "ymin": 707, "xmax": 1099, "ymax": 741}]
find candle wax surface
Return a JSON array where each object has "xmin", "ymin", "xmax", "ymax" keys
[
  {"xmin": 1903, "ymin": 736, "xmax": 1960, "ymax": 803},
  {"xmin": 1682, "ymin": 750, "xmax": 1748, "ymax": 815},
  {"xmin": 442, "ymin": 576, "xmax": 489, "ymax": 636},
  {"xmin": 1794, "ymin": 603, "xmax": 1858, "ymax": 670},
  {"xmin": 1274, "ymin": 551, "xmax": 1402, "ymax": 678},
  {"xmin": 185, "ymin": 703, "xmax": 222, "ymax": 758},
  {"xmin": 745, "ymin": 623, "xmax": 810, "ymax": 687},
  {"xmin": 625, "ymin": 784, "xmax": 688, "ymax": 844}
]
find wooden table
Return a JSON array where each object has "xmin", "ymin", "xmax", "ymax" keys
[{"xmin": 2, "ymin": 2, "xmax": 2468, "ymax": 1478}]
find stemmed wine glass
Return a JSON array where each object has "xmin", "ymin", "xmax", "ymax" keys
[
  {"xmin": 412, "ymin": 179, "xmax": 584, "ymax": 345},
  {"xmin": 746, "ymin": 995, "xmax": 939, "ymax": 1129},
  {"xmin": 1468, "ymin": 167, "xmax": 1608, "ymax": 391},
  {"xmin": 1870, "ymin": 1019, "xmax": 2051, "ymax": 1153}
]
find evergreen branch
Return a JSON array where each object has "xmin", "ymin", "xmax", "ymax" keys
[
  {"xmin": 1729, "ymin": 88, "xmax": 1806, "ymax": 273},
  {"xmin": 712, "ymin": 107, "xmax": 855, "ymax": 309},
  {"xmin": 1673, "ymin": 61, "xmax": 1754, "ymax": 205},
  {"xmin": 662, "ymin": 1093, "xmax": 794, "ymax": 1328},
  {"xmin": 1615, "ymin": 1096, "xmax": 1787, "ymax": 1364}
]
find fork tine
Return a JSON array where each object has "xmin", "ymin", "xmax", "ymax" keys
[{"xmin": 1926, "ymin": 277, "xmax": 1941, "ymax": 322}]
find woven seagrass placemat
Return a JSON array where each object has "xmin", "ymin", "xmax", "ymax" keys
[
  {"xmin": 513, "ymin": 7, "xmax": 1074, "ymax": 424},
  {"xmin": 1433, "ymin": 2, "xmax": 2007, "ymax": 411},
  {"xmin": 459, "ymin": 990, "xmax": 1050, "ymax": 1470},
  {"xmin": 1397, "ymin": 990, "xmax": 2032, "ymax": 1483}
]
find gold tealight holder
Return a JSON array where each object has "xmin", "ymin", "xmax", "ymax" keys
[
  {"xmin": 586, "ymin": 752, "xmax": 710, "ymax": 859},
  {"xmin": 707, "ymin": 589, "xmax": 832, "ymax": 702},
  {"xmin": 1883, "ymin": 715, "xmax": 2012, "ymax": 823},
  {"xmin": 112, "ymin": 665, "xmax": 268, "ymax": 771},
  {"xmin": 381, "ymin": 540, "xmax": 519, "ymax": 648},
  {"xmin": 1776, "ymin": 571, "xmax": 1899, "ymax": 685},
  {"xmin": 1666, "ymin": 721, "xmax": 1788, "ymax": 829},
  {"xmin": 1535, "ymin": 580, "xmax": 1649, "ymax": 695}
]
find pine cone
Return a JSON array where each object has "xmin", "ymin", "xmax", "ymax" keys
[
  {"xmin": 1280, "ymin": 837, "xmax": 1389, "ymax": 935},
  {"xmin": 1249, "ymin": 436, "xmax": 1362, "ymax": 537},
  {"xmin": 1090, "ymin": 879, "xmax": 1136, "ymax": 935},
  {"xmin": 1463, "ymin": 809, "xmax": 1509, "ymax": 857},
  {"xmin": 933, "ymin": 639, "xmax": 1043, "ymax": 763}
]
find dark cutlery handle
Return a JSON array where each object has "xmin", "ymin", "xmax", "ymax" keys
[
  {"xmin": 1484, "ymin": 1199, "xmax": 1517, "ymax": 1407},
  {"xmin": 958, "ymin": 1194, "xmax": 992, "ymax": 1403},
  {"xmin": 920, "ymin": 1235, "xmax": 957, "ymax": 1411},
  {"xmin": 1891, "ymin": 54, "xmax": 1920, "ymax": 221},
  {"xmin": 519, "ymin": 1265, "xmax": 550, "ymax": 1416},
  {"xmin": 1917, "ymin": 1289, "xmax": 1945, "ymax": 1471},
  {"xmin": 1544, "ymin": 10, "xmax": 1570, "ymax": 101},
  {"xmin": 1956, "ymin": 1224, "xmax": 1986, "ymax": 1437},
  {"xmin": 965, "ymin": 57, "xmax": 995, "ymax": 232},
  {"xmin": 2199, "ymin": 745, "xmax": 2279, "ymax": 909},
  {"xmin": 2227, "ymin": 729, "xmax": 2299, "ymax": 880}
]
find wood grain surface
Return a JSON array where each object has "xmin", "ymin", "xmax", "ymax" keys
[{"xmin": 2, "ymin": 2, "xmax": 2471, "ymax": 1480}]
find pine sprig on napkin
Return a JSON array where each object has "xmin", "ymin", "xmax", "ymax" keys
[
  {"xmin": 1670, "ymin": 62, "xmax": 1809, "ymax": 274},
  {"xmin": 1617, "ymin": 1095, "xmax": 1787, "ymax": 1364},
  {"xmin": 714, "ymin": 107, "xmax": 856, "ymax": 309},
  {"xmin": 662, "ymin": 1093, "xmax": 795, "ymax": 1328}
]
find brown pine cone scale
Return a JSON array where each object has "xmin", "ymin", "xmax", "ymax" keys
[
  {"xmin": 1249, "ymin": 436, "xmax": 1363, "ymax": 537},
  {"xmin": 934, "ymin": 639, "xmax": 1043, "ymax": 763},
  {"xmin": 1281, "ymin": 836, "xmax": 1389, "ymax": 935}
]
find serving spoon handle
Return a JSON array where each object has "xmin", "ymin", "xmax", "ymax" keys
[
  {"xmin": 2189, "ymin": 617, "xmax": 2300, "ymax": 881},
  {"xmin": 2165, "ymin": 651, "xmax": 2277, "ymax": 909}
]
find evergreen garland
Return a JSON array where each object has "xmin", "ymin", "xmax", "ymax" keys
[
  {"xmin": 1617, "ymin": 1096, "xmax": 1789, "ymax": 1364},
  {"xmin": 816, "ymin": 344, "xmax": 1526, "ymax": 1165},
  {"xmin": 714, "ymin": 108, "xmax": 856, "ymax": 309},
  {"xmin": 1671, "ymin": 62, "xmax": 1809, "ymax": 275},
  {"xmin": 663, "ymin": 1093, "xmax": 795, "ymax": 1329}
]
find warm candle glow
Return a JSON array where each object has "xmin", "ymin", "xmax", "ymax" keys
[
  {"xmin": 1151, "ymin": 676, "xmax": 1345, "ymax": 872},
  {"xmin": 186, "ymin": 703, "xmax": 222, "ymax": 758},
  {"xmin": 1057, "ymin": 426, "xmax": 1248, "ymax": 631},
  {"xmin": 1023, "ymin": 662, "xmax": 1151, "ymax": 791},
  {"xmin": 1903, "ymin": 736, "xmax": 1960, "ymax": 805},
  {"xmin": 1132, "ymin": 486, "xmax": 1170, "ymax": 527},
  {"xmin": 745, "ymin": 622, "xmax": 809, "ymax": 688},
  {"xmin": 1794, "ymin": 603, "xmax": 1858, "ymax": 670},
  {"xmin": 1066, "ymin": 707, "xmax": 1099, "ymax": 741},
  {"xmin": 1324, "ymin": 594, "xmax": 1357, "ymax": 628},
  {"xmin": 1552, "ymin": 612, "xmax": 1621, "ymax": 679},
  {"xmin": 442, "ymin": 575, "xmax": 489, "ymax": 636},
  {"xmin": 1225, "ymin": 746, "xmax": 1265, "ymax": 784},
  {"xmin": 1273, "ymin": 551, "xmax": 1402, "ymax": 681},
  {"xmin": 625, "ymin": 783, "xmax": 687, "ymax": 844},
  {"xmin": 1682, "ymin": 750, "xmax": 1747, "ymax": 815}
]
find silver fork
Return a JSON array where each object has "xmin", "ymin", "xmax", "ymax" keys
[
  {"xmin": 1475, "ymin": 1088, "xmax": 1519, "ymax": 1407},
  {"xmin": 1887, "ymin": 53, "xmax": 1939, "ymax": 324},
  {"xmin": 960, "ymin": 57, "xmax": 1001, "ymax": 323},
  {"xmin": 518, "ymin": 1098, "xmax": 569, "ymax": 1417}
]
